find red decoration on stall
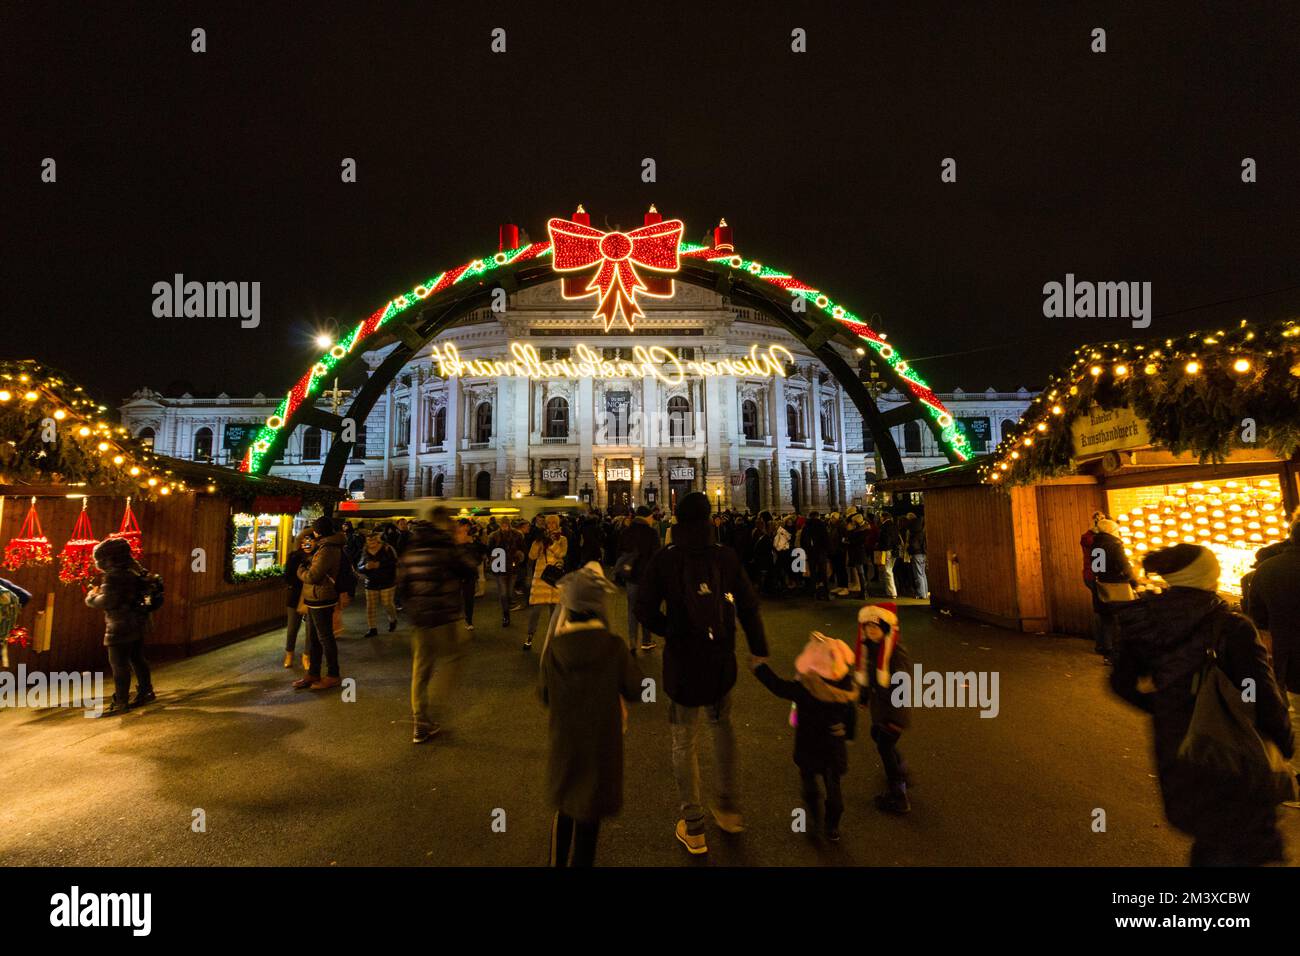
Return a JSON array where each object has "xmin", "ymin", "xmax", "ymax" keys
[
  {"xmin": 2, "ymin": 497, "xmax": 53, "ymax": 570},
  {"xmin": 5, "ymin": 626, "xmax": 30, "ymax": 649},
  {"xmin": 547, "ymin": 215, "xmax": 684, "ymax": 332},
  {"xmin": 106, "ymin": 495, "xmax": 142, "ymax": 559},
  {"xmin": 58, "ymin": 498, "xmax": 99, "ymax": 588}
]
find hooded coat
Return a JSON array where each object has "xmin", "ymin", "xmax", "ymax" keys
[
  {"xmin": 298, "ymin": 531, "xmax": 346, "ymax": 606},
  {"xmin": 753, "ymin": 664, "xmax": 858, "ymax": 774},
  {"xmin": 539, "ymin": 620, "xmax": 644, "ymax": 820},
  {"xmin": 398, "ymin": 524, "xmax": 479, "ymax": 627},
  {"xmin": 1110, "ymin": 587, "xmax": 1294, "ymax": 860},
  {"xmin": 635, "ymin": 517, "xmax": 769, "ymax": 706},
  {"xmin": 85, "ymin": 538, "xmax": 150, "ymax": 646}
]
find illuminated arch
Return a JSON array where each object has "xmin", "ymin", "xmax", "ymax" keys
[{"xmin": 241, "ymin": 226, "xmax": 970, "ymax": 483}]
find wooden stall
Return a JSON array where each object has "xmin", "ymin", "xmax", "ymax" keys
[
  {"xmin": 880, "ymin": 319, "xmax": 1300, "ymax": 637},
  {"xmin": 0, "ymin": 359, "xmax": 341, "ymax": 674}
]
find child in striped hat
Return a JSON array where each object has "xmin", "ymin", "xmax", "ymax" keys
[{"xmin": 855, "ymin": 602, "xmax": 913, "ymax": 814}]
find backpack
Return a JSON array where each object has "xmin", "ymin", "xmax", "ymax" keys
[
  {"xmin": 673, "ymin": 545, "xmax": 734, "ymax": 648},
  {"xmin": 137, "ymin": 571, "xmax": 165, "ymax": 613}
]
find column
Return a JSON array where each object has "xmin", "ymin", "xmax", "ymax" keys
[
  {"xmin": 446, "ymin": 379, "xmax": 461, "ymax": 495},
  {"xmin": 809, "ymin": 372, "xmax": 823, "ymax": 507},
  {"xmin": 511, "ymin": 377, "xmax": 530, "ymax": 497},
  {"xmin": 405, "ymin": 381, "xmax": 422, "ymax": 499},
  {"xmin": 382, "ymin": 383, "xmax": 395, "ymax": 496},
  {"xmin": 577, "ymin": 375, "xmax": 596, "ymax": 493}
]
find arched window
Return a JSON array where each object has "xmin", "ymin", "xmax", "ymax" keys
[
  {"xmin": 786, "ymin": 404, "xmax": 801, "ymax": 441},
  {"xmin": 667, "ymin": 396, "xmax": 691, "ymax": 441},
  {"xmin": 433, "ymin": 406, "xmax": 446, "ymax": 445},
  {"xmin": 475, "ymin": 402, "xmax": 493, "ymax": 444},
  {"xmin": 475, "ymin": 470, "xmax": 492, "ymax": 500},
  {"xmin": 741, "ymin": 399, "xmax": 759, "ymax": 440},
  {"xmin": 433, "ymin": 472, "xmax": 445, "ymax": 497},
  {"xmin": 820, "ymin": 402, "xmax": 835, "ymax": 445},
  {"xmin": 903, "ymin": 421, "xmax": 922, "ymax": 454},
  {"xmin": 347, "ymin": 478, "xmax": 365, "ymax": 499},
  {"xmin": 744, "ymin": 466, "xmax": 761, "ymax": 514},
  {"xmin": 193, "ymin": 427, "xmax": 213, "ymax": 462},
  {"xmin": 395, "ymin": 403, "xmax": 411, "ymax": 448},
  {"xmin": 789, "ymin": 468, "xmax": 803, "ymax": 514},
  {"xmin": 351, "ymin": 424, "xmax": 367, "ymax": 460},
  {"xmin": 1001, "ymin": 419, "xmax": 1017, "ymax": 441},
  {"xmin": 545, "ymin": 396, "xmax": 569, "ymax": 439},
  {"xmin": 302, "ymin": 427, "xmax": 322, "ymax": 462},
  {"xmin": 137, "ymin": 427, "xmax": 155, "ymax": 450}
]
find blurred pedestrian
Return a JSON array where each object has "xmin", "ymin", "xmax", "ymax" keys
[
  {"xmin": 526, "ymin": 514, "xmax": 569, "ymax": 651},
  {"xmin": 358, "ymin": 532, "xmax": 399, "ymax": 637},
  {"xmin": 854, "ymin": 603, "xmax": 912, "ymax": 814},
  {"xmin": 284, "ymin": 529, "xmax": 315, "ymax": 668},
  {"xmin": 294, "ymin": 515, "xmax": 345, "ymax": 691}
]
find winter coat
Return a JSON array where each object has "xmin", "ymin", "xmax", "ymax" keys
[
  {"xmin": 86, "ymin": 569, "xmax": 149, "ymax": 646},
  {"xmin": 876, "ymin": 519, "xmax": 900, "ymax": 555},
  {"xmin": 801, "ymin": 517, "xmax": 829, "ymax": 563},
  {"xmin": 398, "ymin": 525, "xmax": 479, "ymax": 628},
  {"xmin": 579, "ymin": 518, "xmax": 604, "ymax": 565},
  {"xmin": 754, "ymin": 664, "xmax": 857, "ymax": 774},
  {"xmin": 1089, "ymin": 531, "xmax": 1135, "ymax": 610},
  {"xmin": 285, "ymin": 550, "xmax": 309, "ymax": 607},
  {"xmin": 487, "ymin": 528, "xmax": 525, "ymax": 575},
  {"xmin": 1110, "ymin": 588, "xmax": 1293, "ymax": 857},
  {"xmin": 907, "ymin": 518, "xmax": 927, "ymax": 555},
  {"xmin": 617, "ymin": 519, "xmax": 661, "ymax": 584},
  {"xmin": 358, "ymin": 544, "xmax": 398, "ymax": 591},
  {"xmin": 846, "ymin": 525, "xmax": 868, "ymax": 565},
  {"xmin": 1247, "ymin": 547, "xmax": 1300, "ymax": 658},
  {"xmin": 635, "ymin": 520, "xmax": 769, "ymax": 707},
  {"xmin": 298, "ymin": 532, "xmax": 345, "ymax": 606},
  {"xmin": 539, "ymin": 620, "xmax": 644, "ymax": 821},
  {"xmin": 854, "ymin": 636, "xmax": 913, "ymax": 730},
  {"xmin": 528, "ymin": 535, "xmax": 569, "ymax": 605}
]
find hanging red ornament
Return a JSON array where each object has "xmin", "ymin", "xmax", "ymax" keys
[
  {"xmin": 3, "ymin": 497, "xmax": 54, "ymax": 570},
  {"xmin": 106, "ymin": 495, "xmax": 142, "ymax": 559},
  {"xmin": 58, "ymin": 498, "xmax": 99, "ymax": 588}
]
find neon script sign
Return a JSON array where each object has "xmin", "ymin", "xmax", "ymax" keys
[{"xmin": 428, "ymin": 342, "xmax": 795, "ymax": 385}]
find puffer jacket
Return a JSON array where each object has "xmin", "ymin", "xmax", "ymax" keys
[
  {"xmin": 298, "ymin": 532, "xmax": 345, "ymax": 606},
  {"xmin": 398, "ymin": 525, "xmax": 480, "ymax": 627},
  {"xmin": 1110, "ymin": 587, "xmax": 1293, "ymax": 856},
  {"xmin": 529, "ymin": 535, "xmax": 570, "ymax": 605},
  {"xmin": 85, "ymin": 537, "xmax": 149, "ymax": 646},
  {"xmin": 358, "ymin": 543, "xmax": 398, "ymax": 590}
]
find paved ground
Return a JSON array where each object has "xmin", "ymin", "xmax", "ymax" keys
[{"xmin": 3, "ymin": 585, "xmax": 1298, "ymax": 867}]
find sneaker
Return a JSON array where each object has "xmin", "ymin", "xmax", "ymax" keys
[
  {"xmin": 292, "ymin": 676, "xmax": 319, "ymax": 690},
  {"xmin": 388, "ymin": 621, "xmax": 397, "ymax": 632},
  {"xmin": 412, "ymin": 723, "xmax": 442, "ymax": 744},
  {"xmin": 675, "ymin": 819, "xmax": 707, "ymax": 855},
  {"xmin": 711, "ymin": 806, "xmax": 745, "ymax": 833},
  {"xmin": 510, "ymin": 603, "xmax": 524, "ymax": 611},
  {"xmin": 312, "ymin": 676, "xmax": 342, "ymax": 691},
  {"xmin": 825, "ymin": 826, "xmax": 841, "ymax": 843},
  {"xmin": 502, "ymin": 617, "xmax": 510, "ymax": 627},
  {"xmin": 282, "ymin": 651, "xmax": 294, "ymax": 668},
  {"xmin": 466, "ymin": 623, "xmax": 475, "ymax": 631},
  {"xmin": 364, "ymin": 628, "xmax": 379, "ymax": 638},
  {"xmin": 639, "ymin": 641, "xmax": 657, "ymax": 652},
  {"xmin": 132, "ymin": 689, "xmax": 157, "ymax": 707},
  {"xmin": 93, "ymin": 700, "xmax": 128, "ymax": 718},
  {"xmin": 874, "ymin": 789, "xmax": 911, "ymax": 815},
  {"xmin": 524, "ymin": 637, "xmax": 533, "ymax": 651}
]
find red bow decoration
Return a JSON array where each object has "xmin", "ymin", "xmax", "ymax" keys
[{"xmin": 547, "ymin": 217, "xmax": 684, "ymax": 331}]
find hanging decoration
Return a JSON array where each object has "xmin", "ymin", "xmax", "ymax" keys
[
  {"xmin": 3, "ymin": 497, "xmax": 53, "ymax": 570},
  {"xmin": 58, "ymin": 497, "xmax": 100, "ymax": 587},
  {"xmin": 106, "ymin": 494, "xmax": 142, "ymax": 559},
  {"xmin": 548, "ymin": 213, "xmax": 684, "ymax": 332}
]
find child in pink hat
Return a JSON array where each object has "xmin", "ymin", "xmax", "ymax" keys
[
  {"xmin": 855, "ymin": 602, "xmax": 913, "ymax": 813},
  {"xmin": 752, "ymin": 632, "xmax": 859, "ymax": 841}
]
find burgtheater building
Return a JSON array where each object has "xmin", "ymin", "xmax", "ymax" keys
[{"xmin": 122, "ymin": 210, "xmax": 1035, "ymax": 514}]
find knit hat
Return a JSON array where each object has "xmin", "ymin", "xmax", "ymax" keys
[
  {"xmin": 1097, "ymin": 518, "xmax": 1120, "ymax": 535},
  {"xmin": 856, "ymin": 602, "xmax": 899, "ymax": 688},
  {"xmin": 92, "ymin": 536, "xmax": 134, "ymax": 570},
  {"xmin": 1144, "ymin": 543, "xmax": 1220, "ymax": 592},
  {"xmin": 795, "ymin": 633, "xmax": 855, "ymax": 681},
  {"xmin": 675, "ymin": 491, "xmax": 711, "ymax": 524},
  {"xmin": 558, "ymin": 561, "xmax": 618, "ymax": 617}
]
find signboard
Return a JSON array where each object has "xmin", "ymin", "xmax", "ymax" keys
[
  {"xmin": 223, "ymin": 422, "xmax": 261, "ymax": 456},
  {"xmin": 541, "ymin": 467, "xmax": 568, "ymax": 482},
  {"xmin": 1071, "ymin": 404, "xmax": 1151, "ymax": 459},
  {"xmin": 956, "ymin": 416, "xmax": 991, "ymax": 452},
  {"xmin": 606, "ymin": 467, "xmax": 632, "ymax": 481},
  {"xmin": 669, "ymin": 466, "xmax": 695, "ymax": 481}
]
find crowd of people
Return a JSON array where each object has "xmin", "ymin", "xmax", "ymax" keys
[{"xmin": 74, "ymin": 489, "xmax": 1300, "ymax": 867}]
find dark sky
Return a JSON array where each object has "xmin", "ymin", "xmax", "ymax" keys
[{"xmin": 6, "ymin": 1, "xmax": 1298, "ymax": 407}]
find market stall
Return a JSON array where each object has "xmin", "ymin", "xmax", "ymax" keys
[
  {"xmin": 879, "ymin": 319, "xmax": 1300, "ymax": 635},
  {"xmin": 0, "ymin": 360, "xmax": 342, "ymax": 674}
]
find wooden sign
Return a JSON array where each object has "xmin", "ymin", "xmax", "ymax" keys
[{"xmin": 1071, "ymin": 404, "xmax": 1151, "ymax": 459}]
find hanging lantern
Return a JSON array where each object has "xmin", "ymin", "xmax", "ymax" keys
[
  {"xmin": 2, "ymin": 497, "xmax": 53, "ymax": 570},
  {"xmin": 58, "ymin": 498, "xmax": 99, "ymax": 588},
  {"xmin": 106, "ymin": 495, "xmax": 142, "ymax": 559}
]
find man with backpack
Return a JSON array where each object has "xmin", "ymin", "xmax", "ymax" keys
[
  {"xmin": 615, "ymin": 505, "xmax": 661, "ymax": 655},
  {"xmin": 85, "ymin": 537, "xmax": 159, "ymax": 716},
  {"xmin": 635, "ymin": 492, "xmax": 769, "ymax": 855}
]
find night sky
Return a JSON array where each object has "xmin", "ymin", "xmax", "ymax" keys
[{"xmin": 6, "ymin": 2, "xmax": 1298, "ymax": 407}]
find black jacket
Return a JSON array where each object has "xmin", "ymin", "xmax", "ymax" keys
[
  {"xmin": 285, "ymin": 550, "xmax": 308, "ymax": 607},
  {"xmin": 1247, "ymin": 547, "xmax": 1300, "ymax": 654},
  {"xmin": 85, "ymin": 539, "xmax": 149, "ymax": 646},
  {"xmin": 754, "ymin": 664, "xmax": 857, "ymax": 774},
  {"xmin": 397, "ymin": 526, "xmax": 479, "ymax": 628},
  {"xmin": 876, "ymin": 519, "xmax": 900, "ymax": 553},
  {"xmin": 907, "ymin": 518, "xmax": 927, "ymax": 555},
  {"xmin": 1110, "ymin": 588, "xmax": 1293, "ymax": 854},
  {"xmin": 617, "ymin": 519, "xmax": 661, "ymax": 584},
  {"xmin": 357, "ymin": 544, "xmax": 398, "ymax": 590},
  {"xmin": 635, "ymin": 520, "xmax": 768, "ymax": 706},
  {"xmin": 579, "ymin": 518, "xmax": 604, "ymax": 564}
]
